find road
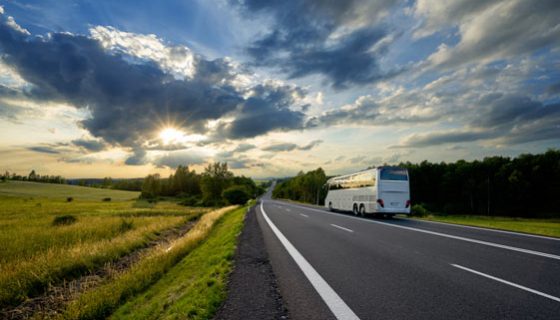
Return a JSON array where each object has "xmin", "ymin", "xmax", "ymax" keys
[{"xmin": 256, "ymin": 192, "xmax": 560, "ymax": 319}]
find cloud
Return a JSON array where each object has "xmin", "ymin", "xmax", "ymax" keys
[
  {"xmin": 232, "ymin": 0, "xmax": 400, "ymax": 88},
  {"xmin": 0, "ymin": 12, "xmax": 309, "ymax": 156},
  {"xmin": 27, "ymin": 146, "xmax": 60, "ymax": 154},
  {"xmin": 72, "ymin": 138, "xmax": 106, "ymax": 152},
  {"xmin": 415, "ymin": 0, "xmax": 560, "ymax": 69},
  {"xmin": 395, "ymin": 95, "xmax": 560, "ymax": 148},
  {"xmin": 233, "ymin": 143, "xmax": 256, "ymax": 153},
  {"xmin": 262, "ymin": 140, "xmax": 323, "ymax": 152},
  {"xmin": 154, "ymin": 150, "xmax": 206, "ymax": 168},
  {"xmin": 217, "ymin": 83, "xmax": 308, "ymax": 139},
  {"xmin": 124, "ymin": 148, "xmax": 147, "ymax": 165}
]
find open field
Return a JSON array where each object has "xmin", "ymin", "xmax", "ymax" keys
[
  {"xmin": 0, "ymin": 182, "xmax": 211, "ymax": 309},
  {"xmin": 414, "ymin": 215, "xmax": 560, "ymax": 238},
  {"xmin": 0, "ymin": 181, "xmax": 140, "ymax": 201}
]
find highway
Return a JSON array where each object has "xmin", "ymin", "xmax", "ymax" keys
[{"xmin": 256, "ymin": 192, "xmax": 560, "ymax": 319}]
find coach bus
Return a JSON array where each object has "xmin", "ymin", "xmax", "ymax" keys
[{"xmin": 324, "ymin": 166, "xmax": 411, "ymax": 217}]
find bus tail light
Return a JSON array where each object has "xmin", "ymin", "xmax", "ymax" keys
[
  {"xmin": 406, "ymin": 200, "xmax": 411, "ymax": 208},
  {"xmin": 377, "ymin": 199, "xmax": 385, "ymax": 208}
]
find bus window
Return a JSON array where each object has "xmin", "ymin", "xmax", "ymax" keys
[{"xmin": 380, "ymin": 168, "xmax": 408, "ymax": 181}]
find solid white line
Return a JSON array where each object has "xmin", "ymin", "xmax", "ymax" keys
[
  {"xmin": 451, "ymin": 264, "xmax": 560, "ymax": 303},
  {"xmin": 300, "ymin": 213, "xmax": 309, "ymax": 218},
  {"xmin": 274, "ymin": 201, "xmax": 560, "ymax": 261},
  {"xmin": 260, "ymin": 202, "xmax": 360, "ymax": 320},
  {"xmin": 404, "ymin": 218, "xmax": 560, "ymax": 241},
  {"xmin": 331, "ymin": 224, "xmax": 354, "ymax": 233}
]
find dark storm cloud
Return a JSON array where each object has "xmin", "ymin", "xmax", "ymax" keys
[
  {"xmin": 72, "ymin": 138, "xmax": 106, "ymax": 152},
  {"xmin": 124, "ymin": 148, "xmax": 147, "ymax": 165},
  {"xmin": 232, "ymin": 0, "xmax": 399, "ymax": 89},
  {"xmin": 219, "ymin": 83, "xmax": 307, "ymax": 139},
  {"xmin": 0, "ymin": 13, "xmax": 308, "ymax": 152},
  {"xmin": 397, "ymin": 94, "xmax": 560, "ymax": 148}
]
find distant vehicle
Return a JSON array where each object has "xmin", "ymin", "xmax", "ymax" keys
[{"xmin": 324, "ymin": 167, "xmax": 411, "ymax": 217}]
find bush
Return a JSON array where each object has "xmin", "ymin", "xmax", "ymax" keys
[
  {"xmin": 52, "ymin": 215, "xmax": 77, "ymax": 226},
  {"xmin": 411, "ymin": 204, "xmax": 430, "ymax": 217},
  {"xmin": 102, "ymin": 197, "xmax": 112, "ymax": 202},
  {"xmin": 118, "ymin": 219, "xmax": 134, "ymax": 233},
  {"xmin": 222, "ymin": 186, "xmax": 250, "ymax": 205},
  {"xmin": 66, "ymin": 197, "xmax": 73, "ymax": 202}
]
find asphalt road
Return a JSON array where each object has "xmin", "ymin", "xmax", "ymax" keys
[{"xmin": 257, "ymin": 192, "xmax": 560, "ymax": 320}]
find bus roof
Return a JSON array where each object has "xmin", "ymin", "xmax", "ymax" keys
[{"xmin": 326, "ymin": 166, "xmax": 406, "ymax": 184}]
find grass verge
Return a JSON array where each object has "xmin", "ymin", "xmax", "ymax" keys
[
  {"xmin": 61, "ymin": 205, "xmax": 239, "ymax": 320},
  {"xmin": 110, "ymin": 205, "xmax": 247, "ymax": 320},
  {"xmin": 415, "ymin": 215, "xmax": 560, "ymax": 238}
]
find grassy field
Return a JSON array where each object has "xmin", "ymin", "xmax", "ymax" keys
[
  {"xmin": 0, "ymin": 181, "xmax": 210, "ymax": 308},
  {"xmin": 0, "ymin": 180, "xmax": 140, "ymax": 200},
  {"xmin": 415, "ymin": 215, "xmax": 560, "ymax": 238}
]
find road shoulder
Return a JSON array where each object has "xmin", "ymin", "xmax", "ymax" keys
[{"xmin": 214, "ymin": 205, "xmax": 289, "ymax": 320}]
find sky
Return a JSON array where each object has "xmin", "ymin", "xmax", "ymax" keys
[{"xmin": 0, "ymin": 0, "xmax": 559, "ymax": 179}]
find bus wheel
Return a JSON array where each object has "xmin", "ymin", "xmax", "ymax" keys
[
  {"xmin": 353, "ymin": 204, "xmax": 358, "ymax": 215},
  {"xmin": 359, "ymin": 204, "xmax": 366, "ymax": 217},
  {"xmin": 328, "ymin": 202, "xmax": 333, "ymax": 211}
]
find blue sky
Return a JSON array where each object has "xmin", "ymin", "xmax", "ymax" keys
[{"xmin": 0, "ymin": 0, "xmax": 559, "ymax": 178}]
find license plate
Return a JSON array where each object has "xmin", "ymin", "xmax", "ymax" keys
[{"xmin": 390, "ymin": 202, "xmax": 399, "ymax": 206}]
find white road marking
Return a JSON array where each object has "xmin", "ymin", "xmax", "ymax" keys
[
  {"xmin": 405, "ymin": 218, "xmax": 560, "ymax": 241},
  {"xmin": 260, "ymin": 202, "xmax": 360, "ymax": 320},
  {"xmin": 300, "ymin": 213, "xmax": 309, "ymax": 218},
  {"xmin": 286, "ymin": 208, "xmax": 291, "ymax": 212},
  {"xmin": 451, "ymin": 264, "xmax": 560, "ymax": 303},
  {"xmin": 331, "ymin": 224, "xmax": 354, "ymax": 233},
  {"xmin": 273, "ymin": 201, "xmax": 560, "ymax": 261}
]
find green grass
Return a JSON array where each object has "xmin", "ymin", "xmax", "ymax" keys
[
  {"xmin": 110, "ymin": 205, "xmax": 246, "ymax": 320},
  {"xmin": 0, "ymin": 181, "xmax": 140, "ymax": 201},
  {"xmin": 416, "ymin": 215, "xmax": 560, "ymax": 238},
  {"xmin": 61, "ymin": 206, "xmax": 239, "ymax": 320},
  {"xmin": 0, "ymin": 182, "xmax": 209, "ymax": 308}
]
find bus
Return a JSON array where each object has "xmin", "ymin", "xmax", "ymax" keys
[{"xmin": 324, "ymin": 166, "xmax": 411, "ymax": 217}]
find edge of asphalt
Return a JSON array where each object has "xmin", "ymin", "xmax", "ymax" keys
[{"xmin": 213, "ymin": 204, "xmax": 289, "ymax": 320}]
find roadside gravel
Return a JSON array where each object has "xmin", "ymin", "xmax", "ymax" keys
[{"xmin": 214, "ymin": 204, "xmax": 289, "ymax": 320}]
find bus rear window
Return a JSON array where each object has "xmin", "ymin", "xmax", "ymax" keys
[{"xmin": 380, "ymin": 168, "xmax": 408, "ymax": 181}]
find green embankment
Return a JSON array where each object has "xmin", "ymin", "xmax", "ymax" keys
[
  {"xmin": 62, "ymin": 206, "xmax": 241, "ymax": 320},
  {"xmin": 110, "ymin": 205, "xmax": 246, "ymax": 320},
  {"xmin": 415, "ymin": 215, "xmax": 560, "ymax": 238}
]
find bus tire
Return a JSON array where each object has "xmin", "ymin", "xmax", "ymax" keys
[
  {"xmin": 328, "ymin": 202, "xmax": 333, "ymax": 211},
  {"xmin": 359, "ymin": 204, "xmax": 366, "ymax": 217},
  {"xmin": 353, "ymin": 204, "xmax": 358, "ymax": 215}
]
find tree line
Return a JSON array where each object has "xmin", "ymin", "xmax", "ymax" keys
[
  {"xmin": 0, "ymin": 170, "xmax": 66, "ymax": 184},
  {"xmin": 141, "ymin": 162, "xmax": 265, "ymax": 206},
  {"xmin": 272, "ymin": 150, "xmax": 560, "ymax": 218}
]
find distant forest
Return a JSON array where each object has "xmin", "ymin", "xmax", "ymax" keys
[{"xmin": 273, "ymin": 150, "xmax": 560, "ymax": 218}]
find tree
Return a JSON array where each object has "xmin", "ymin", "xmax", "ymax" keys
[
  {"xmin": 141, "ymin": 174, "xmax": 162, "ymax": 198},
  {"xmin": 200, "ymin": 162, "xmax": 233, "ymax": 205},
  {"xmin": 222, "ymin": 185, "xmax": 250, "ymax": 205},
  {"xmin": 28, "ymin": 170, "xmax": 37, "ymax": 181}
]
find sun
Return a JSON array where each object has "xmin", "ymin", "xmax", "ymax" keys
[{"xmin": 159, "ymin": 127, "xmax": 184, "ymax": 144}]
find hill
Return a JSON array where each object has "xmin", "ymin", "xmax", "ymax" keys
[{"xmin": 0, "ymin": 180, "xmax": 139, "ymax": 201}]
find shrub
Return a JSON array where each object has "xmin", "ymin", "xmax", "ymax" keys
[
  {"xmin": 411, "ymin": 204, "xmax": 430, "ymax": 217},
  {"xmin": 118, "ymin": 219, "xmax": 134, "ymax": 233},
  {"xmin": 66, "ymin": 197, "xmax": 73, "ymax": 202},
  {"xmin": 102, "ymin": 197, "xmax": 112, "ymax": 202},
  {"xmin": 222, "ymin": 185, "xmax": 250, "ymax": 205},
  {"xmin": 52, "ymin": 215, "xmax": 77, "ymax": 226}
]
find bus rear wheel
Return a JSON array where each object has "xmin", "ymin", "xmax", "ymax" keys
[
  {"xmin": 353, "ymin": 204, "xmax": 359, "ymax": 215},
  {"xmin": 328, "ymin": 202, "xmax": 333, "ymax": 211},
  {"xmin": 359, "ymin": 204, "xmax": 366, "ymax": 217}
]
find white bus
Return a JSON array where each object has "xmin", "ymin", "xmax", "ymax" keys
[{"xmin": 324, "ymin": 167, "xmax": 411, "ymax": 217}]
